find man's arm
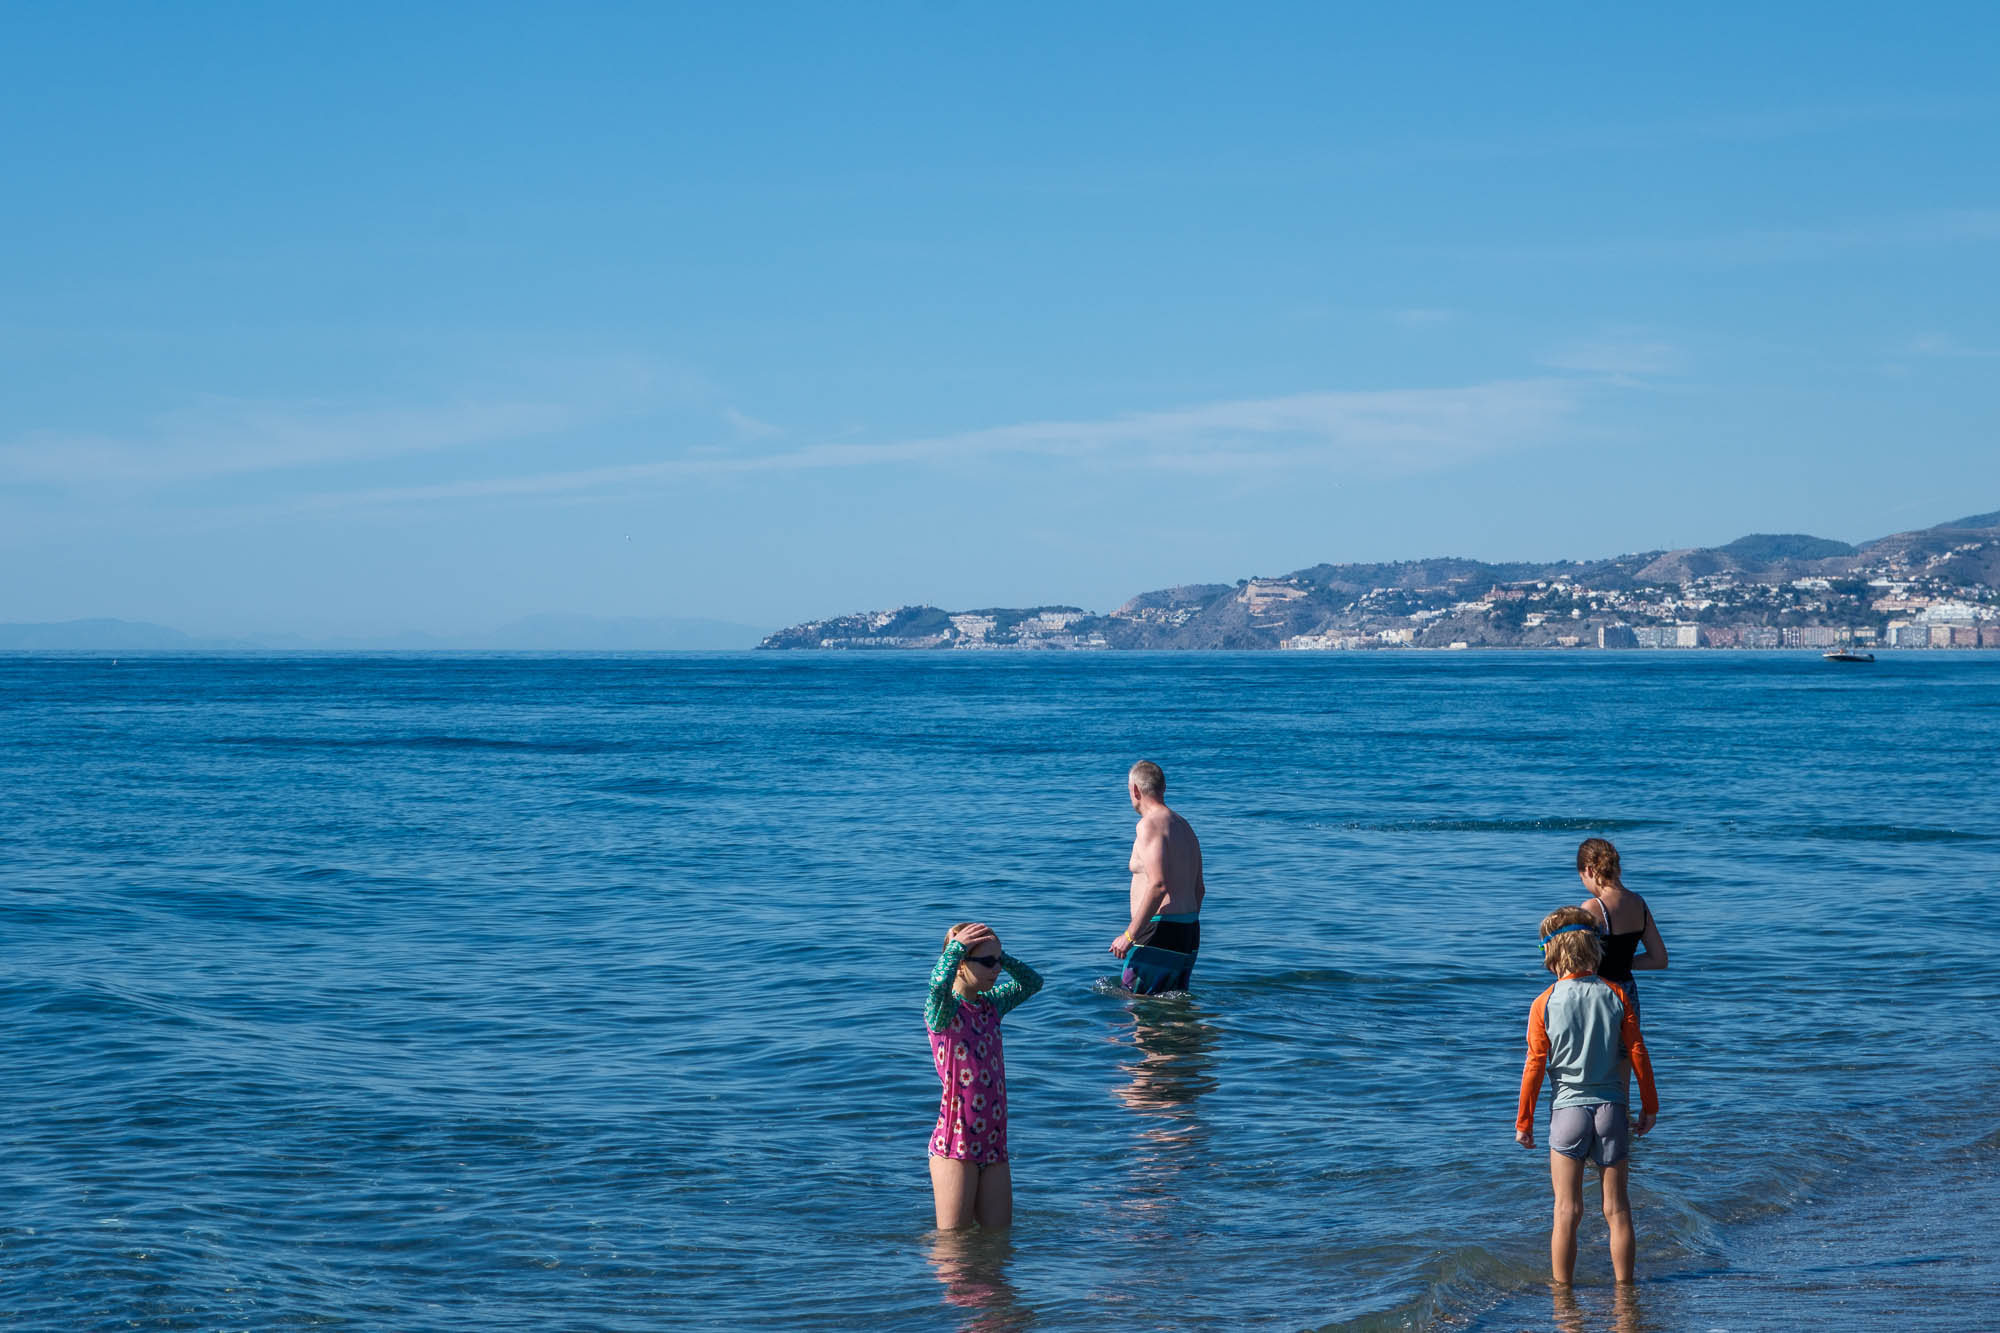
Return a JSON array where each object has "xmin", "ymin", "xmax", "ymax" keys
[{"xmin": 1110, "ymin": 820, "xmax": 1169, "ymax": 957}]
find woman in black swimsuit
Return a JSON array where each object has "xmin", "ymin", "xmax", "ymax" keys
[{"xmin": 1576, "ymin": 838, "xmax": 1668, "ymax": 1021}]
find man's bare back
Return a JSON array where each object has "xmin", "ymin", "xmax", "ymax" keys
[
  {"xmin": 1109, "ymin": 761, "xmax": 1205, "ymax": 993},
  {"xmin": 1128, "ymin": 806, "xmax": 1204, "ymax": 923}
]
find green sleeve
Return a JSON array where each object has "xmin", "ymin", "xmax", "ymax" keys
[
  {"xmin": 986, "ymin": 953, "xmax": 1043, "ymax": 1019},
  {"xmin": 925, "ymin": 940, "xmax": 967, "ymax": 1032}
]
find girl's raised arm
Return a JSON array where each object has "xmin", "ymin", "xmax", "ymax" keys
[
  {"xmin": 987, "ymin": 954, "xmax": 1044, "ymax": 1019},
  {"xmin": 925, "ymin": 940, "xmax": 968, "ymax": 1032}
]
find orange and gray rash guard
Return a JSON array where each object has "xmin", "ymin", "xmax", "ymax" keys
[{"xmin": 1516, "ymin": 973, "xmax": 1659, "ymax": 1137}]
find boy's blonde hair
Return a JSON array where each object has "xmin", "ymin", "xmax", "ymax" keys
[{"xmin": 1539, "ymin": 905, "xmax": 1603, "ymax": 975}]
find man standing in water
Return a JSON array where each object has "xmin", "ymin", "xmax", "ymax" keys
[{"xmin": 1108, "ymin": 761, "xmax": 1206, "ymax": 994}]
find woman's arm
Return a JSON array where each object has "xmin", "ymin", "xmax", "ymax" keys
[
  {"xmin": 987, "ymin": 954, "xmax": 1044, "ymax": 1019},
  {"xmin": 1631, "ymin": 906, "xmax": 1669, "ymax": 971},
  {"xmin": 925, "ymin": 940, "xmax": 968, "ymax": 1032},
  {"xmin": 1620, "ymin": 993, "xmax": 1660, "ymax": 1132}
]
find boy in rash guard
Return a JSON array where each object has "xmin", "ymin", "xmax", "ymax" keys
[{"xmin": 1516, "ymin": 905, "xmax": 1660, "ymax": 1285}]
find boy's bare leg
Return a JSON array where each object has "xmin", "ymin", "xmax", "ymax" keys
[
  {"xmin": 1548, "ymin": 1150, "xmax": 1585, "ymax": 1284},
  {"xmin": 972, "ymin": 1161, "xmax": 1013, "ymax": 1229},
  {"xmin": 930, "ymin": 1157, "xmax": 979, "ymax": 1230},
  {"xmin": 1601, "ymin": 1160, "xmax": 1636, "ymax": 1281}
]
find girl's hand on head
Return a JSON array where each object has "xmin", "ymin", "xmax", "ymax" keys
[{"xmin": 950, "ymin": 924, "xmax": 995, "ymax": 950}]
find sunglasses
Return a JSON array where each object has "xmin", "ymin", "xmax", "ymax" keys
[{"xmin": 964, "ymin": 953, "xmax": 1002, "ymax": 969}]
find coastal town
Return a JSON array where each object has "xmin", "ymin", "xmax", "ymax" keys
[{"xmin": 759, "ymin": 511, "xmax": 2000, "ymax": 652}]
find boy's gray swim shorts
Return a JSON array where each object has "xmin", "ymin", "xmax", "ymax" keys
[{"xmin": 1550, "ymin": 1102, "xmax": 1629, "ymax": 1167}]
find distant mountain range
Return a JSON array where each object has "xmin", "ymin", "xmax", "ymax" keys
[
  {"xmin": 0, "ymin": 614, "xmax": 772, "ymax": 652},
  {"xmin": 761, "ymin": 509, "xmax": 2000, "ymax": 651}
]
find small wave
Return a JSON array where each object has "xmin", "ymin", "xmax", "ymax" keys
[
  {"xmin": 1086, "ymin": 976, "xmax": 1195, "ymax": 1000},
  {"xmin": 1314, "ymin": 1244, "xmax": 1542, "ymax": 1333},
  {"xmin": 1354, "ymin": 730, "xmax": 1572, "ymax": 744},
  {"xmin": 30, "ymin": 981, "xmax": 197, "ymax": 1028},
  {"xmin": 590, "ymin": 776, "xmax": 700, "ymax": 797},
  {"xmin": 1792, "ymin": 823, "xmax": 1991, "ymax": 844},
  {"xmin": 1348, "ymin": 816, "xmax": 1668, "ymax": 834},
  {"xmin": 1223, "ymin": 967, "xmax": 1367, "ymax": 990},
  {"xmin": 214, "ymin": 735, "xmax": 619, "ymax": 754}
]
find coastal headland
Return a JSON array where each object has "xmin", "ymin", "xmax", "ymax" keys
[{"xmin": 760, "ymin": 509, "xmax": 2000, "ymax": 652}]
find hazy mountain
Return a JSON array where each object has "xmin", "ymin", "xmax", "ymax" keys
[
  {"xmin": 0, "ymin": 619, "xmax": 249, "ymax": 650},
  {"xmin": 480, "ymin": 614, "xmax": 771, "ymax": 651},
  {"xmin": 0, "ymin": 615, "xmax": 770, "ymax": 652}
]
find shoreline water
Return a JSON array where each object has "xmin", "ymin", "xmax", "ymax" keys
[
  {"xmin": 1445, "ymin": 1125, "xmax": 2000, "ymax": 1333},
  {"xmin": 1, "ymin": 653, "xmax": 1994, "ymax": 1330}
]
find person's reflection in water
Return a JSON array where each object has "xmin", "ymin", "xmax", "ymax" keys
[
  {"xmin": 1610, "ymin": 1280, "xmax": 1648, "ymax": 1333},
  {"xmin": 928, "ymin": 1228, "xmax": 1035, "ymax": 1333},
  {"xmin": 1550, "ymin": 1283, "xmax": 1587, "ymax": 1333},
  {"xmin": 1549, "ymin": 1280, "xmax": 1651, "ymax": 1333},
  {"xmin": 1113, "ymin": 995, "xmax": 1220, "ymax": 1214}
]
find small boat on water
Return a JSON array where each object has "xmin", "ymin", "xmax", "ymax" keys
[{"xmin": 1823, "ymin": 650, "xmax": 1875, "ymax": 662}]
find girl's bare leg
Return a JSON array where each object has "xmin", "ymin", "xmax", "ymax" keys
[
  {"xmin": 1549, "ymin": 1150, "xmax": 1585, "ymax": 1284},
  {"xmin": 930, "ymin": 1156, "xmax": 979, "ymax": 1230},
  {"xmin": 973, "ymin": 1161, "xmax": 1013, "ymax": 1229},
  {"xmin": 1601, "ymin": 1161, "xmax": 1636, "ymax": 1282}
]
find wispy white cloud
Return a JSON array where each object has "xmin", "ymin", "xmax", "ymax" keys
[
  {"xmin": 1541, "ymin": 335, "xmax": 1681, "ymax": 378},
  {"xmin": 1907, "ymin": 333, "xmax": 2000, "ymax": 359},
  {"xmin": 0, "ymin": 359, "xmax": 691, "ymax": 487},
  {"xmin": 1415, "ymin": 98, "xmax": 1985, "ymax": 163},
  {"xmin": 1418, "ymin": 208, "xmax": 2000, "ymax": 268},
  {"xmin": 299, "ymin": 379, "xmax": 1581, "ymax": 510},
  {"xmin": 722, "ymin": 407, "xmax": 783, "ymax": 439},
  {"xmin": 0, "ymin": 397, "xmax": 586, "ymax": 485}
]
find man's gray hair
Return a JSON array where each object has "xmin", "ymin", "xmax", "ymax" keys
[{"xmin": 1128, "ymin": 760, "xmax": 1166, "ymax": 799}]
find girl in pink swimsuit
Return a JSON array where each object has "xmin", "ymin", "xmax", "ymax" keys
[{"xmin": 925, "ymin": 921, "xmax": 1043, "ymax": 1230}]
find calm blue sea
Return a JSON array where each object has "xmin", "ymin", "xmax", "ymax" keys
[{"xmin": 1, "ymin": 652, "xmax": 1995, "ymax": 1332}]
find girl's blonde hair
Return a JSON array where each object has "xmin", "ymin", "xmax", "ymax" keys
[
  {"xmin": 1576, "ymin": 837, "xmax": 1623, "ymax": 888},
  {"xmin": 1540, "ymin": 905, "xmax": 1603, "ymax": 976}
]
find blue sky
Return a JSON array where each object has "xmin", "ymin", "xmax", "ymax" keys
[{"xmin": 4, "ymin": 3, "xmax": 1997, "ymax": 636}]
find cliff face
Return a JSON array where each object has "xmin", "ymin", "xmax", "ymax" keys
[{"xmin": 758, "ymin": 511, "xmax": 2000, "ymax": 650}]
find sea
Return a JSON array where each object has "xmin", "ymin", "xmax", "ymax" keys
[{"xmin": 1, "ymin": 652, "xmax": 1995, "ymax": 1332}]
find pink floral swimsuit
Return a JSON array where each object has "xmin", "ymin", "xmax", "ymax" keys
[{"xmin": 924, "ymin": 941, "xmax": 1043, "ymax": 1165}]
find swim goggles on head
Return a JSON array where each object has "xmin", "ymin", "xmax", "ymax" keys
[{"xmin": 1540, "ymin": 923, "xmax": 1594, "ymax": 950}]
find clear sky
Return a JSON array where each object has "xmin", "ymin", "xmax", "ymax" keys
[{"xmin": 5, "ymin": 3, "xmax": 1997, "ymax": 637}]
